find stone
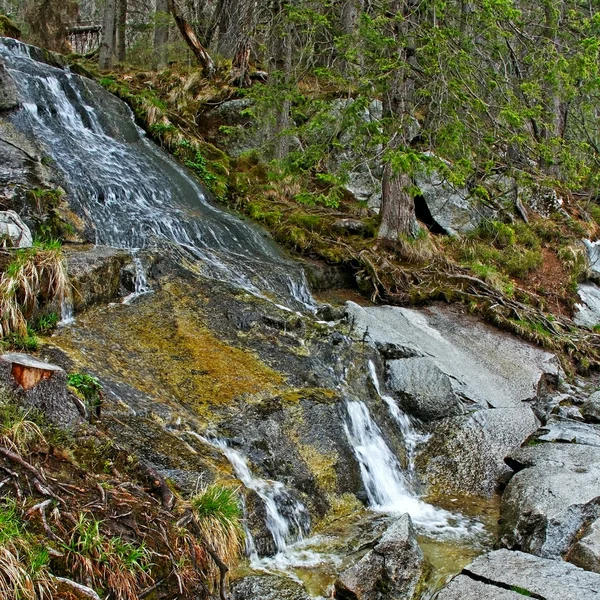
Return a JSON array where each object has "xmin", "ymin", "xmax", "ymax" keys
[
  {"xmin": 386, "ymin": 357, "xmax": 465, "ymax": 421},
  {"xmin": 436, "ymin": 549, "xmax": 600, "ymax": 600},
  {"xmin": 331, "ymin": 218, "xmax": 371, "ymax": 236},
  {"xmin": 574, "ymin": 283, "xmax": 600, "ymax": 328},
  {"xmin": 0, "ymin": 58, "xmax": 18, "ymax": 111},
  {"xmin": 231, "ymin": 575, "xmax": 311, "ymax": 600},
  {"xmin": 334, "ymin": 514, "xmax": 428, "ymax": 600},
  {"xmin": 0, "ymin": 353, "xmax": 80, "ymax": 428},
  {"xmin": 0, "ymin": 209, "xmax": 32, "ymax": 247},
  {"xmin": 584, "ymin": 239, "xmax": 600, "ymax": 283},
  {"xmin": 414, "ymin": 162, "xmax": 487, "ymax": 235},
  {"xmin": 583, "ymin": 391, "xmax": 600, "ymax": 423},
  {"xmin": 418, "ymin": 406, "xmax": 538, "ymax": 497},
  {"xmin": 65, "ymin": 246, "xmax": 134, "ymax": 312},
  {"xmin": 499, "ymin": 443, "xmax": 600, "ymax": 559},
  {"xmin": 536, "ymin": 416, "xmax": 600, "ymax": 447},
  {"xmin": 569, "ymin": 518, "xmax": 600, "ymax": 574},
  {"xmin": 346, "ymin": 302, "xmax": 560, "ymax": 411}
]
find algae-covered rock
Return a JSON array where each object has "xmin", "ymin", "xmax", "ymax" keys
[
  {"xmin": 334, "ymin": 514, "xmax": 428, "ymax": 600},
  {"xmin": 499, "ymin": 443, "xmax": 600, "ymax": 559}
]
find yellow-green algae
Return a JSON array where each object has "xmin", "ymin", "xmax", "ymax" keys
[{"xmin": 51, "ymin": 279, "xmax": 284, "ymax": 420}]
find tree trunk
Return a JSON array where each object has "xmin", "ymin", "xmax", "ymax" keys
[
  {"xmin": 154, "ymin": 0, "xmax": 169, "ymax": 69},
  {"xmin": 377, "ymin": 0, "xmax": 418, "ymax": 241},
  {"xmin": 340, "ymin": 0, "xmax": 362, "ymax": 35},
  {"xmin": 116, "ymin": 0, "xmax": 127, "ymax": 62},
  {"xmin": 166, "ymin": 0, "xmax": 215, "ymax": 76},
  {"xmin": 229, "ymin": 0, "xmax": 257, "ymax": 87},
  {"xmin": 99, "ymin": 0, "xmax": 117, "ymax": 69}
]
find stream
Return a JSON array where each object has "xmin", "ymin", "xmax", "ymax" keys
[{"xmin": 0, "ymin": 35, "xmax": 499, "ymax": 598}]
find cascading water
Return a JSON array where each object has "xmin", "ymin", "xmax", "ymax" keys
[
  {"xmin": 0, "ymin": 36, "xmax": 314, "ymax": 311},
  {"xmin": 368, "ymin": 360, "xmax": 427, "ymax": 475},
  {"xmin": 344, "ymin": 401, "xmax": 478, "ymax": 537},
  {"xmin": 185, "ymin": 433, "xmax": 310, "ymax": 556}
]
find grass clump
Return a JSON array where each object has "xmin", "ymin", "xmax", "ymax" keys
[
  {"xmin": 191, "ymin": 484, "xmax": 244, "ymax": 575},
  {"xmin": 0, "ymin": 500, "xmax": 52, "ymax": 600},
  {"xmin": 64, "ymin": 513, "xmax": 151, "ymax": 600},
  {"xmin": 0, "ymin": 241, "xmax": 68, "ymax": 341},
  {"xmin": 67, "ymin": 372, "xmax": 103, "ymax": 414}
]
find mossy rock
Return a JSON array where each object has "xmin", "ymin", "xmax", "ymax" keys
[{"xmin": 0, "ymin": 15, "xmax": 21, "ymax": 39}]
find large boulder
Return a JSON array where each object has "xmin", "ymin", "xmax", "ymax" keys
[
  {"xmin": 536, "ymin": 415, "xmax": 600, "ymax": 447},
  {"xmin": 0, "ymin": 353, "xmax": 80, "ymax": 427},
  {"xmin": 499, "ymin": 443, "xmax": 600, "ymax": 560},
  {"xmin": 334, "ymin": 514, "xmax": 428, "ymax": 600},
  {"xmin": 436, "ymin": 549, "xmax": 600, "ymax": 600},
  {"xmin": 0, "ymin": 209, "xmax": 32, "ymax": 247},
  {"xmin": 346, "ymin": 302, "xmax": 560, "ymax": 413},
  {"xmin": 418, "ymin": 406, "xmax": 538, "ymax": 497}
]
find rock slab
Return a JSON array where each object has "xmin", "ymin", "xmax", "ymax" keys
[{"xmin": 436, "ymin": 549, "xmax": 600, "ymax": 599}]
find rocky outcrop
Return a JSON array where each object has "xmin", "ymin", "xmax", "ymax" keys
[
  {"xmin": 435, "ymin": 549, "xmax": 600, "ymax": 599},
  {"xmin": 0, "ymin": 353, "xmax": 80, "ymax": 427},
  {"xmin": 499, "ymin": 443, "xmax": 600, "ymax": 560},
  {"xmin": 231, "ymin": 575, "xmax": 311, "ymax": 600},
  {"xmin": 334, "ymin": 514, "xmax": 428, "ymax": 600},
  {"xmin": 574, "ymin": 282, "xmax": 600, "ymax": 328},
  {"xmin": 418, "ymin": 406, "xmax": 538, "ymax": 497},
  {"xmin": 0, "ymin": 209, "xmax": 32, "ymax": 247},
  {"xmin": 535, "ymin": 415, "xmax": 600, "ymax": 447}
]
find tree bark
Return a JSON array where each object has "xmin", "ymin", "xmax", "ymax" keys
[
  {"xmin": 116, "ymin": 0, "xmax": 127, "ymax": 62},
  {"xmin": 229, "ymin": 0, "xmax": 257, "ymax": 87},
  {"xmin": 99, "ymin": 0, "xmax": 117, "ymax": 69},
  {"xmin": 166, "ymin": 0, "xmax": 215, "ymax": 76},
  {"xmin": 377, "ymin": 0, "xmax": 418, "ymax": 241},
  {"xmin": 154, "ymin": 0, "xmax": 169, "ymax": 69},
  {"xmin": 340, "ymin": 0, "xmax": 363, "ymax": 35}
]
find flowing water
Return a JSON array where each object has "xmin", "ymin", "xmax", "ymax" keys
[
  {"xmin": 0, "ymin": 36, "xmax": 313, "ymax": 311},
  {"xmin": 0, "ymin": 36, "xmax": 497, "ymax": 597}
]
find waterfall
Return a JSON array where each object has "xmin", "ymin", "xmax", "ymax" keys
[
  {"xmin": 0, "ymin": 36, "xmax": 314, "ymax": 311},
  {"xmin": 368, "ymin": 360, "xmax": 427, "ymax": 475},
  {"xmin": 122, "ymin": 252, "xmax": 152, "ymax": 304},
  {"xmin": 186, "ymin": 433, "xmax": 310, "ymax": 556},
  {"xmin": 344, "ymin": 400, "xmax": 476, "ymax": 537}
]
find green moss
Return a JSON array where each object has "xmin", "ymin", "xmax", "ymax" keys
[{"xmin": 0, "ymin": 15, "xmax": 21, "ymax": 38}]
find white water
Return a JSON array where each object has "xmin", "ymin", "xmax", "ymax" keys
[
  {"xmin": 0, "ymin": 36, "xmax": 315, "ymax": 312},
  {"xmin": 368, "ymin": 360, "xmax": 428, "ymax": 475},
  {"xmin": 344, "ymin": 401, "xmax": 478, "ymax": 537},
  {"xmin": 185, "ymin": 433, "xmax": 310, "ymax": 556},
  {"xmin": 122, "ymin": 252, "xmax": 152, "ymax": 304}
]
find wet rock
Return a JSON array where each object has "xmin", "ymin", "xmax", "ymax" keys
[
  {"xmin": 65, "ymin": 246, "xmax": 134, "ymax": 312},
  {"xmin": 334, "ymin": 514, "xmax": 428, "ymax": 600},
  {"xmin": 569, "ymin": 518, "xmax": 600, "ymax": 573},
  {"xmin": 499, "ymin": 443, "xmax": 600, "ymax": 559},
  {"xmin": 386, "ymin": 357, "xmax": 465, "ymax": 421},
  {"xmin": 0, "ymin": 209, "xmax": 32, "ymax": 247},
  {"xmin": 346, "ymin": 302, "xmax": 560, "ymax": 412},
  {"xmin": 0, "ymin": 58, "xmax": 18, "ymax": 111},
  {"xmin": 536, "ymin": 416, "xmax": 600, "ymax": 447},
  {"xmin": 574, "ymin": 282, "xmax": 600, "ymax": 327},
  {"xmin": 418, "ymin": 406, "xmax": 538, "ymax": 497},
  {"xmin": 302, "ymin": 259, "xmax": 354, "ymax": 293},
  {"xmin": 231, "ymin": 574, "xmax": 311, "ymax": 600},
  {"xmin": 583, "ymin": 391, "xmax": 600, "ymax": 423},
  {"xmin": 0, "ymin": 353, "xmax": 80, "ymax": 428},
  {"xmin": 436, "ymin": 549, "xmax": 600, "ymax": 599}
]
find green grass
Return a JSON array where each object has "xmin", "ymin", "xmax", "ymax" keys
[{"xmin": 67, "ymin": 372, "xmax": 103, "ymax": 412}]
